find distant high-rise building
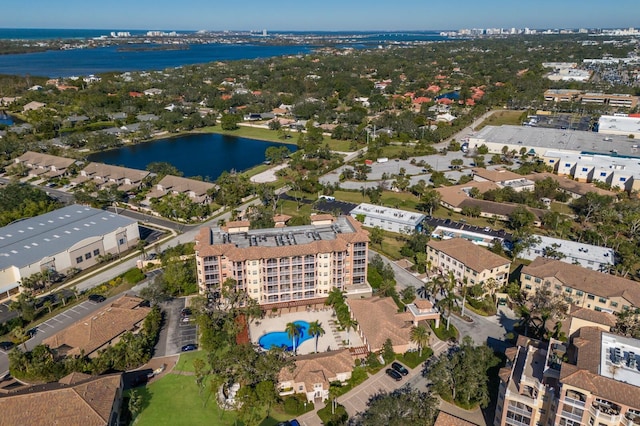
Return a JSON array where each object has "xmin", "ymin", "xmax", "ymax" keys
[{"xmin": 262, "ymin": 29, "xmax": 268, "ymax": 37}]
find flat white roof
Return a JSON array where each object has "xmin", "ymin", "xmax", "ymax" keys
[
  {"xmin": 545, "ymin": 150, "xmax": 640, "ymax": 178},
  {"xmin": 600, "ymin": 332, "xmax": 640, "ymax": 387},
  {"xmin": 525, "ymin": 235, "xmax": 615, "ymax": 265},
  {"xmin": 599, "ymin": 115, "xmax": 640, "ymax": 134},
  {"xmin": 350, "ymin": 203, "xmax": 425, "ymax": 227}
]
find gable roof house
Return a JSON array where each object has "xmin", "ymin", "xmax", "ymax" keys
[
  {"xmin": 278, "ymin": 349, "xmax": 354, "ymax": 402},
  {"xmin": 75, "ymin": 163, "xmax": 150, "ymax": 191},
  {"xmin": 147, "ymin": 175, "xmax": 216, "ymax": 204},
  {"xmin": 15, "ymin": 151, "xmax": 76, "ymax": 178}
]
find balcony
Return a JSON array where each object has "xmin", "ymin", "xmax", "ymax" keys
[
  {"xmin": 624, "ymin": 412, "xmax": 640, "ymax": 426},
  {"xmin": 562, "ymin": 396, "xmax": 585, "ymax": 408},
  {"xmin": 590, "ymin": 403, "xmax": 621, "ymax": 423}
]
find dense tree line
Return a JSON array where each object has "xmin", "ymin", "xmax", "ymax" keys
[{"xmin": 0, "ymin": 183, "xmax": 61, "ymax": 226}]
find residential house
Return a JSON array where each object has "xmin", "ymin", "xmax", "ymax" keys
[
  {"xmin": 23, "ymin": 101, "xmax": 46, "ymax": 112},
  {"xmin": 346, "ymin": 296, "xmax": 415, "ymax": 353},
  {"xmin": 0, "ymin": 373, "xmax": 123, "ymax": 426},
  {"xmin": 15, "ymin": 151, "xmax": 76, "ymax": 178},
  {"xmin": 147, "ymin": 175, "xmax": 216, "ymax": 204},
  {"xmin": 43, "ymin": 295, "xmax": 150, "ymax": 358},
  {"xmin": 520, "ymin": 257, "xmax": 640, "ymax": 313},
  {"xmin": 75, "ymin": 163, "xmax": 150, "ymax": 191},
  {"xmin": 427, "ymin": 238, "xmax": 511, "ymax": 291},
  {"xmin": 278, "ymin": 349, "xmax": 354, "ymax": 402}
]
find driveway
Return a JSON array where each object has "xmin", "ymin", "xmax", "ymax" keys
[{"xmin": 154, "ymin": 298, "xmax": 197, "ymax": 357}]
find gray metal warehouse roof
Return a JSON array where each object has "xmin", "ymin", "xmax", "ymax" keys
[
  {"xmin": 475, "ymin": 125, "xmax": 640, "ymax": 159},
  {"xmin": 0, "ymin": 205, "xmax": 137, "ymax": 270}
]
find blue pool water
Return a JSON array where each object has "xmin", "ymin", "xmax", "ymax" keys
[{"xmin": 258, "ymin": 320, "xmax": 311, "ymax": 351}]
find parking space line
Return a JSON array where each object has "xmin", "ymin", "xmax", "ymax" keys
[
  {"xmin": 60, "ymin": 313, "xmax": 72, "ymax": 319},
  {"xmin": 42, "ymin": 322, "xmax": 55, "ymax": 328}
]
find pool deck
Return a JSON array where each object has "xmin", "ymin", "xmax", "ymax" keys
[{"xmin": 249, "ymin": 307, "xmax": 365, "ymax": 355}]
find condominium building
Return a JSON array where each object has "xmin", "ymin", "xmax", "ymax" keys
[
  {"xmin": 521, "ymin": 257, "xmax": 640, "ymax": 314},
  {"xmin": 194, "ymin": 215, "xmax": 369, "ymax": 307},
  {"xmin": 427, "ymin": 238, "xmax": 511, "ymax": 291},
  {"xmin": 495, "ymin": 328, "xmax": 640, "ymax": 426},
  {"xmin": 350, "ymin": 203, "xmax": 425, "ymax": 234}
]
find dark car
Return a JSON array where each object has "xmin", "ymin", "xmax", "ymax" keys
[
  {"xmin": 0, "ymin": 341, "xmax": 13, "ymax": 351},
  {"xmin": 277, "ymin": 421, "xmax": 300, "ymax": 426},
  {"xmin": 391, "ymin": 361, "xmax": 409, "ymax": 376},
  {"xmin": 181, "ymin": 344, "xmax": 198, "ymax": 352},
  {"xmin": 88, "ymin": 294, "xmax": 106, "ymax": 303},
  {"xmin": 180, "ymin": 308, "xmax": 192, "ymax": 317},
  {"xmin": 385, "ymin": 368, "xmax": 402, "ymax": 381}
]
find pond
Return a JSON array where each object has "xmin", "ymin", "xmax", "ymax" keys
[{"xmin": 88, "ymin": 133, "xmax": 297, "ymax": 179}]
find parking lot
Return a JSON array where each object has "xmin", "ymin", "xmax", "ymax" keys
[{"xmin": 155, "ymin": 298, "xmax": 198, "ymax": 357}]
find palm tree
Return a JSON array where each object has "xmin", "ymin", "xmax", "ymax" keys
[
  {"xmin": 308, "ymin": 321, "xmax": 325, "ymax": 353},
  {"xmin": 326, "ymin": 287, "xmax": 346, "ymax": 307},
  {"xmin": 342, "ymin": 316, "xmax": 358, "ymax": 347},
  {"xmin": 285, "ymin": 322, "xmax": 302, "ymax": 354},
  {"xmin": 437, "ymin": 290, "xmax": 457, "ymax": 330},
  {"xmin": 11, "ymin": 326, "xmax": 28, "ymax": 351},
  {"xmin": 410, "ymin": 325, "xmax": 431, "ymax": 357}
]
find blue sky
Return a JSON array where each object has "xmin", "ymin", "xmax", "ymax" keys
[{"xmin": 2, "ymin": 0, "xmax": 638, "ymax": 31}]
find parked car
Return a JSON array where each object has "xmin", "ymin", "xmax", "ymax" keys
[
  {"xmin": 391, "ymin": 361, "xmax": 409, "ymax": 376},
  {"xmin": 0, "ymin": 341, "xmax": 13, "ymax": 351},
  {"xmin": 385, "ymin": 368, "xmax": 402, "ymax": 381},
  {"xmin": 277, "ymin": 421, "xmax": 300, "ymax": 426},
  {"xmin": 181, "ymin": 316, "xmax": 191, "ymax": 323},
  {"xmin": 181, "ymin": 344, "xmax": 198, "ymax": 352},
  {"xmin": 180, "ymin": 308, "xmax": 192, "ymax": 317},
  {"xmin": 88, "ymin": 294, "xmax": 106, "ymax": 303}
]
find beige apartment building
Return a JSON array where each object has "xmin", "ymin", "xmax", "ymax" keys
[
  {"xmin": 427, "ymin": 238, "xmax": 511, "ymax": 291},
  {"xmin": 521, "ymin": 257, "xmax": 640, "ymax": 314},
  {"xmin": 194, "ymin": 215, "xmax": 369, "ymax": 307},
  {"xmin": 495, "ymin": 328, "xmax": 640, "ymax": 426}
]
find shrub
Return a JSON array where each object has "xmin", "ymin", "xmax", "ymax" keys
[
  {"xmin": 123, "ymin": 268, "xmax": 146, "ymax": 284},
  {"xmin": 283, "ymin": 395, "xmax": 308, "ymax": 415}
]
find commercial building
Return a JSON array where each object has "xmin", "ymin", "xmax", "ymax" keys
[
  {"xmin": 495, "ymin": 328, "xmax": 640, "ymax": 426},
  {"xmin": 0, "ymin": 205, "xmax": 139, "ymax": 300},
  {"xmin": 194, "ymin": 215, "xmax": 369, "ymax": 307},
  {"xmin": 520, "ymin": 235, "xmax": 615, "ymax": 271},
  {"xmin": 520, "ymin": 257, "xmax": 640, "ymax": 314},
  {"xmin": 599, "ymin": 115, "xmax": 640, "ymax": 139},
  {"xmin": 349, "ymin": 203, "xmax": 425, "ymax": 234},
  {"xmin": 543, "ymin": 90, "xmax": 639, "ymax": 108},
  {"xmin": 427, "ymin": 238, "xmax": 511, "ymax": 291}
]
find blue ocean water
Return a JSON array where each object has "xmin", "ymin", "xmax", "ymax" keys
[{"xmin": 0, "ymin": 29, "xmax": 448, "ymax": 77}]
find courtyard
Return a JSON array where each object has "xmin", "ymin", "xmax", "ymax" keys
[{"xmin": 249, "ymin": 306, "xmax": 365, "ymax": 355}]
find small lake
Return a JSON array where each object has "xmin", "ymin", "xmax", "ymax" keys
[{"xmin": 87, "ymin": 133, "xmax": 296, "ymax": 180}]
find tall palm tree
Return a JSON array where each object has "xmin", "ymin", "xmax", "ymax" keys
[
  {"xmin": 410, "ymin": 325, "xmax": 431, "ymax": 357},
  {"xmin": 285, "ymin": 322, "xmax": 302, "ymax": 353},
  {"xmin": 326, "ymin": 287, "xmax": 346, "ymax": 307},
  {"xmin": 342, "ymin": 316, "xmax": 358, "ymax": 347},
  {"xmin": 308, "ymin": 320, "xmax": 325, "ymax": 353}
]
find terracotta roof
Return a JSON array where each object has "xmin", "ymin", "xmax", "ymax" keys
[
  {"xmin": 428, "ymin": 238, "xmax": 511, "ymax": 272},
  {"xmin": 43, "ymin": 295, "xmax": 150, "ymax": 356},
  {"xmin": 434, "ymin": 411, "xmax": 481, "ymax": 426},
  {"xmin": 273, "ymin": 214, "xmax": 292, "ymax": 224},
  {"xmin": 525, "ymin": 172, "xmax": 616, "ymax": 197},
  {"xmin": 196, "ymin": 216, "xmax": 369, "ymax": 262},
  {"xmin": 0, "ymin": 374, "xmax": 121, "ymax": 426},
  {"xmin": 310, "ymin": 214, "xmax": 335, "ymax": 223},
  {"xmin": 561, "ymin": 327, "xmax": 640, "ymax": 409},
  {"xmin": 278, "ymin": 349, "xmax": 354, "ymax": 392},
  {"xmin": 569, "ymin": 305, "xmax": 616, "ymax": 328},
  {"xmin": 522, "ymin": 258, "xmax": 640, "ymax": 307},
  {"xmin": 436, "ymin": 181, "xmax": 499, "ymax": 207},
  {"xmin": 414, "ymin": 300, "xmax": 434, "ymax": 310},
  {"xmin": 58, "ymin": 372, "xmax": 92, "ymax": 385},
  {"xmin": 346, "ymin": 297, "xmax": 413, "ymax": 351},
  {"xmin": 471, "ymin": 167, "xmax": 523, "ymax": 182}
]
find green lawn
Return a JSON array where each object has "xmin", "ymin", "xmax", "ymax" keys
[
  {"xmin": 135, "ymin": 372, "xmax": 292, "ymax": 426},
  {"xmin": 476, "ymin": 110, "xmax": 524, "ymax": 130},
  {"xmin": 134, "ymin": 373, "xmax": 239, "ymax": 426},
  {"xmin": 174, "ymin": 350, "xmax": 207, "ymax": 373},
  {"xmin": 333, "ymin": 190, "xmax": 421, "ymax": 211}
]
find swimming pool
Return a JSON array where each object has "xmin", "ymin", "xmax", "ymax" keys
[{"xmin": 258, "ymin": 320, "xmax": 311, "ymax": 351}]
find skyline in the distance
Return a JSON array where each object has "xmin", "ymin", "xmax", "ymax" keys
[{"xmin": 1, "ymin": 0, "xmax": 638, "ymax": 32}]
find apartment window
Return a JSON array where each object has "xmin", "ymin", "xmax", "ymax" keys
[
  {"xmin": 576, "ymin": 291, "xmax": 583, "ymax": 296},
  {"xmin": 525, "ymin": 284, "xmax": 532, "ymax": 290},
  {"xmin": 118, "ymin": 238, "xmax": 125, "ymax": 245},
  {"xmin": 582, "ymin": 167, "xmax": 588, "ymax": 172},
  {"xmin": 600, "ymin": 172, "xmax": 607, "ymax": 177},
  {"xmin": 565, "ymin": 288, "xmax": 572, "ymax": 294},
  {"xmin": 610, "ymin": 301, "xmax": 618, "ymax": 307},
  {"xmin": 555, "ymin": 284, "xmax": 562, "ymax": 290},
  {"xmin": 598, "ymin": 297, "xmax": 606, "ymax": 303},
  {"xmin": 85, "ymin": 252, "xmax": 91, "ymax": 260},
  {"xmin": 76, "ymin": 256, "xmax": 83, "ymax": 263},
  {"xmin": 587, "ymin": 294, "xmax": 595, "ymax": 300},
  {"xmin": 524, "ymin": 275, "xmax": 531, "ymax": 280},
  {"xmin": 534, "ymin": 278, "xmax": 541, "ymax": 284},
  {"xmin": 564, "ymin": 163, "xmax": 571, "ymax": 167},
  {"xmin": 620, "ymin": 177, "xmax": 626, "ymax": 182},
  {"xmin": 93, "ymin": 249, "xmax": 100, "ymax": 256}
]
